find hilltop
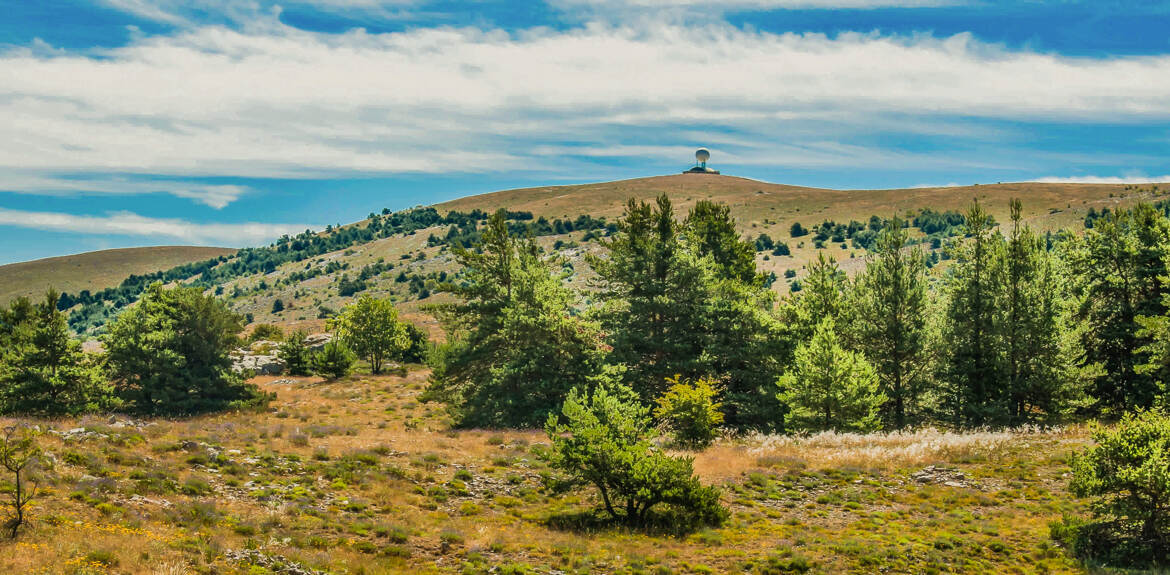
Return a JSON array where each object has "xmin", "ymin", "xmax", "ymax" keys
[
  {"xmin": 9, "ymin": 174, "xmax": 1166, "ymax": 334},
  {"xmin": 0, "ymin": 246, "xmax": 235, "ymax": 305}
]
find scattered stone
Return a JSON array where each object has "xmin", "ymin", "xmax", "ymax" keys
[
  {"xmin": 911, "ymin": 465, "xmax": 975, "ymax": 488},
  {"xmin": 223, "ymin": 549, "xmax": 333, "ymax": 575},
  {"xmin": 49, "ymin": 427, "xmax": 109, "ymax": 441},
  {"xmin": 303, "ymin": 333, "xmax": 333, "ymax": 351},
  {"xmin": 233, "ymin": 352, "xmax": 287, "ymax": 375}
]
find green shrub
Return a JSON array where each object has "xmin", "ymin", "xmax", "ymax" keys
[
  {"xmin": 104, "ymin": 283, "xmax": 268, "ymax": 415},
  {"xmin": 1066, "ymin": 411, "xmax": 1170, "ymax": 566},
  {"xmin": 312, "ymin": 341, "xmax": 355, "ymax": 380},
  {"xmin": 654, "ymin": 375, "xmax": 724, "ymax": 449},
  {"xmin": 545, "ymin": 385, "xmax": 728, "ymax": 531},
  {"xmin": 278, "ymin": 331, "xmax": 312, "ymax": 376},
  {"xmin": 249, "ymin": 323, "xmax": 284, "ymax": 342}
]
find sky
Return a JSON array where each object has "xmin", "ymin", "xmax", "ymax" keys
[{"xmin": 2, "ymin": 1, "xmax": 1170, "ymax": 264}]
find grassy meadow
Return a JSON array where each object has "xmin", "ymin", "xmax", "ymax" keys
[{"xmin": 1, "ymin": 368, "xmax": 1091, "ymax": 574}]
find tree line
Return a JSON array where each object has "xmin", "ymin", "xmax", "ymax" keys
[{"xmin": 426, "ymin": 195, "xmax": 1170, "ymax": 434}]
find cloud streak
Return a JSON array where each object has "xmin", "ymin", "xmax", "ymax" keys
[
  {"xmin": 0, "ymin": 174, "xmax": 249, "ymax": 209},
  {"xmin": 0, "ymin": 20, "xmax": 1169, "ymax": 208},
  {"xmin": 0, "ymin": 207, "xmax": 307, "ymax": 245}
]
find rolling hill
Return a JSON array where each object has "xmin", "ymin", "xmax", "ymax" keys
[
  {"xmin": 8, "ymin": 174, "xmax": 1168, "ymax": 333},
  {"xmin": 0, "ymin": 246, "xmax": 236, "ymax": 305}
]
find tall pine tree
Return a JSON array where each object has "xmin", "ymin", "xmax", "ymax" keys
[
  {"xmin": 427, "ymin": 210, "xmax": 608, "ymax": 428},
  {"xmin": 940, "ymin": 199, "xmax": 1007, "ymax": 426},
  {"xmin": 1067, "ymin": 203, "xmax": 1170, "ymax": 414},
  {"xmin": 851, "ymin": 216, "xmax": 930, "ymax": 429}
]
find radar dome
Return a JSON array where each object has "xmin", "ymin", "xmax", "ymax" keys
[{"xmin": 695, "ymin": 148, "xmax": 711, "ymax": 163}]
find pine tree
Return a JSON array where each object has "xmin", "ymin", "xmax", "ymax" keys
[
  {"xmin": 0, "ymin": 290, "xmax": 112, "ymax": 415},
  {"xmin": 940, "ymin": 199, "xmax": 1007, "ymax": 427},
  {"xmin": 1002, "ymin": 199, "xmax": 1084, "ymax": 423},
  {"xmin": 590, "ymin": 195, "xmax": 712, "ymax": 400},
  {"xmin": 684, "ymin": 200, "xmax": 758, "ymax": 284},
  {"xmin": 104, "ymin": 283, "xmax": 267, "ymax": 415},
  {"xmin": 851, "ymin": 216, "xmax": 930, "ymax": 428},
  {"xmin": 277, "ymin": 330, "xmax": 312, "ymax": 376},
  {"xmin": 777, "ymin": 318, "xmax": 884, "ymax": 432},
  {"xmin": 1068, "ymin": 203, "xmax": 1170, "ymax": 414},
  {"xmin": 427, "ymin": 209, "xmax": 607, "ymax": 428}
]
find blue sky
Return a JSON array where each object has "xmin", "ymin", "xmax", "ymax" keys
[{"xmin": 1, "ymin": 0, "xmax": 1169, "ymax": 264}]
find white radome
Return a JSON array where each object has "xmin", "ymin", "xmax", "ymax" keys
[{"xmin": 695, "ymin": 148, "xmax": 711, "ymax": 163}]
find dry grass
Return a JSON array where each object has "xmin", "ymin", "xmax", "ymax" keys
[
  {"xmin": 692, "ymin": 426, "xmax": 1087, "ymax": 481},
  {"xmin": 0, "ymin": 371, "xmax": 1095, "ymax": 574}
]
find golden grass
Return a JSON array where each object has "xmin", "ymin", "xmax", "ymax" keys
[{"xmin": 0, "ymin": 371, "xmax": 1095, "ymax": 574}]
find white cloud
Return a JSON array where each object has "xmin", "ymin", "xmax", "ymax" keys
[
  {"xmin": 0, "ymin": 174, "xmax": 248, "ymax": 208},
  {"xmin": 1031, "ymin": 175, "xmax": 1170, "ymax": 185},
  {"xmin": 1, "ymin": 23, "xmax": 1169, "ymax": 189},
  {"xmin": 0, "ymin": 207, "xmax": 306, "ymax": 245}
]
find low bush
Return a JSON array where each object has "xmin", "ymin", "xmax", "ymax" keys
[
  {"xmin": 1060, "ymin": 411, "xmax": 1170, "ymax": 567},
  {"xmin": 654, "ymin": 375, "xmax": 724, "ymax": 449},
  {"xmin": 545, "ymin": 385, "xmax": 728, "ymax": 532}
]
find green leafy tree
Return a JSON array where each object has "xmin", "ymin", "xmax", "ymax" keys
[
  {"xmin": 0, "ymin": 290, "xmax": 113, "ymax": 415},
  {"xmin": 330, "ymin": 295, "xmax": 409, "ymax": 374},
  {"xmin": 1067, "ymin": 203, "xmax": 1170, "ymax": 414},
  {"xmin": 427, "ymin": 210, "xmax": 607, "ymax": 428},
  {"xmin": 545, "ymin": 385, "xmax": 727, "ymax": 530},
  {"xmin": 312, "ymin": 340, "xmax": 355, "ymax": 380},
  {"xmin": 939, "ymin": 199, "xmax": 1008, "ymax": 427},
  {"xmin": 777, "ymin": 318, "xmax": 884, "ymax": 432},
  {"xmin": 277, "ymin": 330, "xmax": 312, "ymax": 376},
  {"xmin": 1068, "ymin": 411, "xmax": 1170, "ymax": 566},
  {"xmin": 850, "ymin": 217, "xmax": 931, "ymax": 429},
  {"xmin": 104, "ymin": 283, "xmax": 267, "ymax": 415},
  {"xmin": 654, "ymin": 375, "xmax": 724, "ymax": 448}
]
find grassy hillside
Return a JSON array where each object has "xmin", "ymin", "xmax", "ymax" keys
[
  {"xmin": 0, "ymin": 371, "xmax": 1091, "ymax": 574},
  {"xmin": 219, "ymin": 175, "xmax": 1169, "ymax": 329},
  {"xmin": 0, "ymin": 246, "xmax": 235, "ymax": 305},
  {"xmin": 34, "ymin": 175, "xmax": 1168, "ymax": 334},
  {"xmin": 438, "ymin": 174, "xmax": 1165, "ymax": 233}
]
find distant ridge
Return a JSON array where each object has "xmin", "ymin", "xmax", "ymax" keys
[{"xmin": 0, "ymin": 246, "xmax": 236, "ymax": 305}]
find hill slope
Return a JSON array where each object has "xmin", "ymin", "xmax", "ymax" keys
[
  {"xmin": 215, "ymin": 174, "xmax": 1168, "ymax": 330},
  {"xmin": 0, "ymin": 246, "xmax": 236, "ymax": 305},
  {"xmin": 27, "ymin": 174, "xmax": 1168, "ymax": 333}
]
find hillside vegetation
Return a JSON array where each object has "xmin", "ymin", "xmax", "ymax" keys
[
  {"xmin": 0, "ymin": 246, "xmax": 235, "ymax": 305},
  {"xmin": 8, "ymin": 175, "xmax": 1170, "ymax": 573}
]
